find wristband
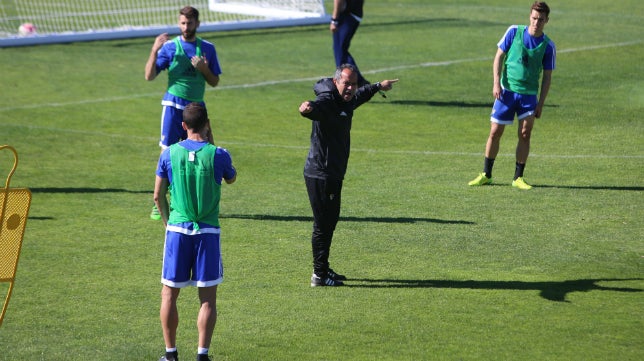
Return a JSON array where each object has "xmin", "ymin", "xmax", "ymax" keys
[{"xmin": 375, "ymin": 82, "xmax": 386, "ymax": 98}]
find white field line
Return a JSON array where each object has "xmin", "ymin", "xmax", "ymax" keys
[
  {"xmin": 1, "ymin": 40, "xmax": 642, "ymax": 160},
  {"xmin": 0, "ymin": 40, "xmax": 641, "ymax": 113},
  {"xmin": 225, "ymin": 141, "xmax": 644, "ymax": 159}
]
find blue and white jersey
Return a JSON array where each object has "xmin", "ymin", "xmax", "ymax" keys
[{"xmin": 498, "ymin": 25, "xmax": 556, "ymax": 71}]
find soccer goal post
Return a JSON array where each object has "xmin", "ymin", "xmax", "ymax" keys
[{"xmin": 0, "ymin": 0, "xmax": 328, "ymax": 47}]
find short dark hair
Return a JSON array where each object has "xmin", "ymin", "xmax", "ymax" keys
[
  {"xmin": 180, "ymin": 6, "xmax": 199, "ymax": 21},
  {"xmin": 183, "ymin": 103, "xmax": 208, "ymax": 131},
  {"xmin": 531, "ymin": 1, "xmax": 550, "ymax": 17},
  {"xmin": 334, "ymin": 64, "xmax": 357, "ymax": 81}
]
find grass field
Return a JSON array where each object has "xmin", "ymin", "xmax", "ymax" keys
[{"xmin": 0, "ymin": 0, "xmax": 642, "ymax": 360}]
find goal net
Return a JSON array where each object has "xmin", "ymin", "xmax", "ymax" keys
[{"xmin": 0, "ymin": 0, "xmax": 328, "ymax": 47}]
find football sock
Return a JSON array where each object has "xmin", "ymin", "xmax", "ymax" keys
[
  {"xmin": 483, "ymin": 157, "xmax": 495, "ymax": 179},
  {"xmin": 164, "ymin": 348, "xmax": 178, "ymax": 361},
  {"xmin": 198, "ymin": 347, "xmax": 208, "ymax": 355},
  {"xmin": 514, "ymin": 162, "xmax": 526, "ymax": 180}
]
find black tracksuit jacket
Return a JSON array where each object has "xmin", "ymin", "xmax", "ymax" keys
[{"xmin": 300, "ymin": 77, "xmax": 381, "ymax": 181}]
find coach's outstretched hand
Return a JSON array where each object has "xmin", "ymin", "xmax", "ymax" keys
[{"xmin": 378, "ymin": 79, "xmax": 399, "ymax": 92}]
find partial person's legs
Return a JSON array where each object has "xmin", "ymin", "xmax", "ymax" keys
[
  {"xmin": 485, "ymin": 122, "xmax": 505, "ymax": 161},
  {"xmin": 197, "ymin": 286, "xmax": 218, "ymax": 353},
  {"xmin": 160, "ymin": 286, "xmax": 181, "ymax": 355},
  {"xmin": 305, "ymin": 176, "xmax": 343, "ymax": 286},
  {"xmin": 333, "ymin": 16, "xmax": 367, "ymax": 85},
  {"xmin": 515, "ymin": 116, "xmax": 534, "ymax": 166},
  {"xmin": 512, "ymin": 116, "xmax": 535, "ymax": 189},
  {"xmin": 469, "ymin": 122, "xmax": 506, "ymax": 186}
]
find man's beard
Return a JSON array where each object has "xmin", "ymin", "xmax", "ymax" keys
[{"xmin": 183, "ymin": 29, "xmax": 196, "ymax": 39}]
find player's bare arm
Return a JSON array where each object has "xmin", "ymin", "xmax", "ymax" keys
[
  {"xmin": 492, "ymin": 48, "xmax": 506, "ymax": 100},
  {"xmin": 145, "ymin": 33, "xmax": 169, "ymax": 81},
  {"xmin": 535, "ymin": 70, "xmax": 552, "ymax": 118},
  {"xmin": 153, "ymin": 175, "xmax": 170, "ymax": 226}
]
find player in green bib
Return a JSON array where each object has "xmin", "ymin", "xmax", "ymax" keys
[
  {"xmin": 167, "ymin": 141, "xmax": 221, "ymax": 230},
  {"xmin": 468, "ymin": 2, "xmax": 556, "ymax": 190},
  {"xmin": 154, "ymin": 103, "xmax": 236, "ymax": 361},
  {"xmin": 145, "ymin": 6, "xmax": 223, "ymax": 221}
]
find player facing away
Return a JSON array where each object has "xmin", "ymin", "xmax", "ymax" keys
[
  {"xmin": 299, "ymin": 64, "xmax": 398, "ymax": 286},
  {"xmin": 145, "ymin": 5, "xmax": 222, "ymax": 220},
  {"xmin": 154, "ymin": 103, "xmax": 236, "ymax": 361},
  {"xmin": 468, "ymin": 1, "xmax": 556, "ymax": 190}
]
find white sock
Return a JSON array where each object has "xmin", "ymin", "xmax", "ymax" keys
[
  {"xmin": 166, "ymin": 347, "xmax": 177, "ymax": 353},
  {"xmin": 198, "ymin": 347, "xmax": 209, "ymax": 355}
]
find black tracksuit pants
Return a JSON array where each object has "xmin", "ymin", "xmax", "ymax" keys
[{"xmin": 305, "ymin": 176, "xmax": 343, "ymax": 277}]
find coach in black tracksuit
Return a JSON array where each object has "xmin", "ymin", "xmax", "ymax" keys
[{"xmin": 299, "ymin": 64, "xmax": 398, "ymax": 287}]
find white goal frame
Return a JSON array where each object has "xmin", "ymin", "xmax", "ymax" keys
[{"xmin": 0, "ymin": 0, "xmax": 329, "ymax": 47}]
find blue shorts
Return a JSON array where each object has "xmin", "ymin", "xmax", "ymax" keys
[
  {"xmin": 159, "ymin": 96, "xmax": 206, "ymax": 148},
  {"xmin": 161, "ymin": 228, "xmax": 223, "ymax": 288},
  {"xmin": 490, "ymin": 89, "xmax": 537, "ymax": 125},
  {"xmin": 159, "ymin": 105, "xmax": 187, "ymax": 148}
]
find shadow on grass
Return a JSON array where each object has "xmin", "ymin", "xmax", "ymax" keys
[
  {"xmin": 533, "ymin": 185, "xmax": 643, "ymax": 191},
  {"xmin": 24, "ymin": 189, "xmax": 473, "ymax": 225},
  {"xmin": 345, "ymin": 278, "xmax": 643, "ymax": 302},
  {"xmin": 387, "ymin": 100, "xmax": 492, "ymax": 108},
  {"xmin": 27, "ymin": 216, "xmax": 54, "ymax": 220},
  {"xmin": 376, "ymin": 100, "xmax": 560, "ymax": 108},
  {"xmin": 221, "ymin": 214, "xmax": 474, "ymax": 225},
  {"xmin": 29, "ymin": 187, "xmax": 152, "ymax": 194},
  {"xmin": 26, "ymin": 187, "xmax": 151, "ymax": 221},
  {"xmin": 467, "ymin": 184, "xmax": 642, "ymax": 191}
]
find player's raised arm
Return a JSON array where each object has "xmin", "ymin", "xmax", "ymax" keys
[{"xmin": 144, "ymin": 33, "xmax": 168, "ymax": 81}]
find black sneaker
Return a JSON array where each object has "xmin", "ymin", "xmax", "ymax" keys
[
  {"xmin": 196, "ymin": 354, "xmax": 211, "ymax": 361},
  {"xmin": 159, "ymin": 351, "xmax": 178, "ymax": 361},
  {"xmin": 327, "ymin": 268, "xmax": 347, "ymax": 281},
  {"xmin": 311, "ymin": 273, "xmax": 344, "ymax": 287}
]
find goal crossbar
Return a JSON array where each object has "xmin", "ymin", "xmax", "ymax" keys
[
  {"xmin": 0, "ymin": 0, "xmax": 329, "ymax": 47},
  {"xmin": 210, "ymin": 3, "xmax": 323, "ymax": 19}
]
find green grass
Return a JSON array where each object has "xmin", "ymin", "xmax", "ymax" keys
[{"xmin": 0, "ymin": 0, "xmax": 642, "ymax": 360}]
